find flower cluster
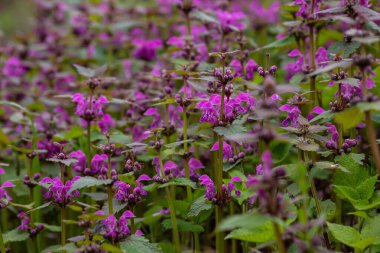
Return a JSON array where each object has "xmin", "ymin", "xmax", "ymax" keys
[
  {"xmin": 40, "ymin": 177, "xmax": 80, "ymax": 207},
  {"xmin": 199, "ymin": 175, "xmax": 241, "ymax": 206}
]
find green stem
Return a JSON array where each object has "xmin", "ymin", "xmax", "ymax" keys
[
  {"xmin": 86, "ymin": 121, "xmax": 92, "ymax": 167},
  {"xmin": 107, "ymin": 155, "xmax": 114, "ymax": 215},
  {"xmin": 194, "ymin": 232, "xmax": 200, "ymax": 253},
  {"xmin": 183, "ymin": 106, "xmax": 193, "ymax": 200},
  {"xmin": 215, "ymin": 205, "xmax": 224, "ymax": 253},
  {"xmin": 273, "ymin": 222, "xmax": 286, "ymax": 253},
  {"xmin": 61, "ymin": 207, "xmax": 66, "ymax": 253},
  {"xmin": 158, "ymin": 152, "xmax": 180, "ymax": 252},
  {"xmin": 0, "ymin": 223, "xmax": 5, "ymax": 253},
  {"xmin": 229, "ymin": 202, "xmax": 237, "ymax": 253},
  {"xmin": 165, "ymin": 186, "xmax": 181, "ymax": 253}
]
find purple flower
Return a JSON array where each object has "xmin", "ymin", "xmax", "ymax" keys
[
  {"xmin": 211, "ymin": 141, "xmax": 233, "ymax": 160},
  {"xmin": 17, "ymin": 212, "xmax": 30, "ymax": 231},
  {"xmin": 98, "ymin": 114, "xmax": 116, "ymax": 133},
  {"xmin": 0, "ymin": 181, "xmax": 15, "ymax": 208},
  {"xmin": 199, "ymin": 174, "xmax": 241, "ymax": 205},
  {"xmin": 72, "ymin": 93, "xmax": 108, "ymax": 121},
  {"xmin": 279, "ymin": 104, "xmax": 301, "ymax": 127},
  {"xmin": 0, "ymin": 167, "xmax": 5, "ymax": 175},
  {"xmin": 101, "ymin": 210, "xmax": 135, "ymax": 242},
  {"xmin": 2, "ymin": 57, "xmax": 27, "ymax": 77},
  {"xmin": 132, "ymin": 39, "xmax": 163, "ymax": 61},
  {"xmin": 215, "ymin": 10, "xmax": 246, "ymax": 33},
  {"xmin": 250, "ymin": 1, "xmax": 281, "ymax": 26},
  {"xmin": 40, "ymin": 177, "xmax": 80, "ymax": 207},
  {"xmin": 114, "ymin": 179, "xmax": 147, "ymax": 205}
]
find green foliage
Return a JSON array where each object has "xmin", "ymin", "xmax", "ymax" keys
[
  {"xmin": 69, "ymin": 177, "xmax": 112, "ymax": 193},
  {"xmin": 327, "ymin": 222, "xmax": 377, "ymax": 250},
  {"xmin": 162, "ymin": 219, "xmax": 204, "ymax": 233},
  {"xmin": 120, "ymin": 236, "xmax": 162, "ymax": 253},
  {"xmin": 158, "ymin": 177, "xmax": 197, "ymax": 189},
  {"xmin": 187, "ymin": 196, "xmax": 213, "ymax": 218},
  {"xmin": 2, "ymin": 229, "xmax": 29, "ymax": 243}
]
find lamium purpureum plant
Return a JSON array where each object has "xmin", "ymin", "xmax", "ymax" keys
[{"xmin": 0, "ymin": 0, "xmax": 380, "ymax": 253}]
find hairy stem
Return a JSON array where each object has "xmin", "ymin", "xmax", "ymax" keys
[
  {"xmin": 273, "ymin": 222, "xmax": 286, "ymax": 253},
  {"xmin": 61, "ymin": 207, "xmax": 66, "ymax": 253},
  {"xmin": 107, "ymin": 155, "xmax": 114, "ymax": 215}
]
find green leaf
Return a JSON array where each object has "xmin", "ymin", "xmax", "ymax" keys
[
  {"xmin": 73, "ymin": 64, "xmax": 95, "ymax": 77},
  {"xmin": 361, "ymin": 216, "xmax": 380, "ymax": 245},
  {"xmin": 334, "ymin": 107, "xmax": 364, "ymax": 132},
  {"xmin": 192, "ymin": 11, "xmax": 218, "ymax": 24},
  {"xmin": 214, "ymin": 124, "xmax": 247, "ymax": 138},
  {"xmin": 320, "ymin": 200, "xmax": 336, "ymax": 221},
  {"xmin": 162, "ymin": 219, "xmax": 204, "ymax": 233},
  {"xmin": 35, "ymin": 223, "xmax": 61, "ymax": 232},
  {"xmin": 187, "ymin": 196, "xmax": 212, "ymax": 218},
  {"xmin": 334, "ymin": 185, "xmax": 360, "ymax": 201},
  {"xmin": 26, "ymin": 202, "xmax": 52, "ymax": 214},
  {"xmin": 289, "ymin": 73, "xmax": 305, "ymax": 85},
  {"xmin": 158, "ymin": 177, "xmax": 197, "ymax": 189},
  {"xmin": 164, "ymin": 139, "xmax": 194, "ymax": 148},
  {"xmin": 333, "ymin": 154, "xmax": 369, "ymax": 187},
  {"xmin": 0, "ymin": 100, "xmax": 31, "ymax": 114},
  {"xmin": 327, "ymin": 222, "xmax": 360, "ymax": 248},
  {"xmin": 357, "ymin": 101, "xmax": 380, "ymax": 112},
  {"xmin": 69, "ymin": 177, "xmax": 112, "ymax": 193},
  {"xmin": 328, "ymin": 41, "xmax": 360, "ymax": 58},
  {"xmin": 225, "ymin": 221, "xmax": 274, "ymax": 243},
  {"xmin": 2, "ymin": 228, "xmax": 29, "ymax": 243},
  {"xmin": 308, "ymin": 60, "xmax": 353, "ymax": 77},
  {"xmin": 217, "ymin": 213, "xmax": 270, "ymax": 232},
  {"xmin": 254, "ymin": 36, "xmax": 295, "ymax": 51},
  {"xmin": 101, "ymin": 243, "xmax": 123, "ymax": 253},
  {"xmin": 356, "ymin": 176, "xmax": 377, "ymax": 201},
  {"xmin": 120, "ymin": 235, "xmax": 162, "ymax": 253}
]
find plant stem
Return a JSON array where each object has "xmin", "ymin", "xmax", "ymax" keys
[
  {"xmin": 365, "ymin": 112, "xmax": 380, "ymax": 173},
  {"xmin": 229, "ymin": 202, "xmax": 237, "ymax": 253},
  {"xmin": 86, "ymin": 121, "xmax": 92, "ymax": 167},
  {"xmin": 194, "ymin": 232, "xmax": 200, "ymax": 253},
  {"xmin": 0, "ymin": 223, "xmax": 5, "ymax": 253},
  {"xmin": 273, "ymin": 222, "xmax": 286, "ymax": 253},
  {"xmin": 215, "ymin": 205, "xmax": 224, "ymax": 253},
  {"xmin": 61, "ymin": 207, "xmax": 66, "ymax": 253},
  {"xmin": 158, "ymin": 152, "xmax": 180, "ymax": 252},
  {"xmin": 183, "ymin": 106, "xmax": 193, "ymax": 200},
  {"xmin": 165, "ymin": 186, "xmax": 181, "ymax": 253},
  {"xmin": 107, "ymin": 155, "xmax": 114, "ymax": 215}
]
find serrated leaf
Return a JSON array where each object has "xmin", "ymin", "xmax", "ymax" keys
[
  {"xmin": 327, "ymin": 222, "xmax": 360, "ymax": 247},
  {"xmin": 164, "ymin": 139, "xmax": 194, "ymax": 148},
  {"xmin": 357, "ymin": 101, "xmax": 380, "ymax": 112},
  {"xmin": 2, "ymin": 229, "xmax": 29, "ymax": 243},
  {"xmin": 192, "ymin": 11, "xmax": 218, "ymax": 24},
  {"xmin": 307, "ymin": 60, "xmax": 352, "ymax": 77},
  {"xmin": 356, "ymin": 176, "xmax": 377, "ymax": 201},
  {"xmin": 225, "ymin": 221, "xmax": 274, "ymax": 243},
  {"xmin": 217, "ymin": 213, "xmax": 270, "ymax": 232},
  {"xmin": 73, "ymin": 64, "xmax": 95, "ymax": 77},
  {"xmin": 69, "ymin": 177, "xmax": 112, "ymax": 193},
  {"xmin": 254, "ymin": 36, "xmax": 295, "ymax": 52},
  {"xmin": 35, "ymin": 223, "xmax": 61, "ymax": 232},
  {"xmin": 158, "ymin": 177, "xmax": 197, "ymax": 189},
  {"xmin": 328, "ymin": 41, "xmax": 360, "ymax": 58},
  {"xmin": 187, "ymin": 196, "xmax": 212, "ymax": 218},
  {"xmin": 334, "ymin": 107, "xmax": 364, "ymax": 132},
  {"xmin": 85, "ymin": 192, "xmax": 108, "ymax": 201},
  {"xmin": 120, "ymin": 235, "xmax": 162, "ymax": 253},
  {"xmin": 47, "ymin": 157, "xmax": 78, "ymax": 167},
  {"xmin": 26, "ymin": 202, "xmax": 52, "ymax": 214},
  {"xmin": 162, "ymin": 219, "xmax": 204, "ymax": 233}
]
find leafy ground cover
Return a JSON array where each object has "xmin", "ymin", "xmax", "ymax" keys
[{"xmin": 1, "ymin": 0, "xmax": 380, "ymax": 252}]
